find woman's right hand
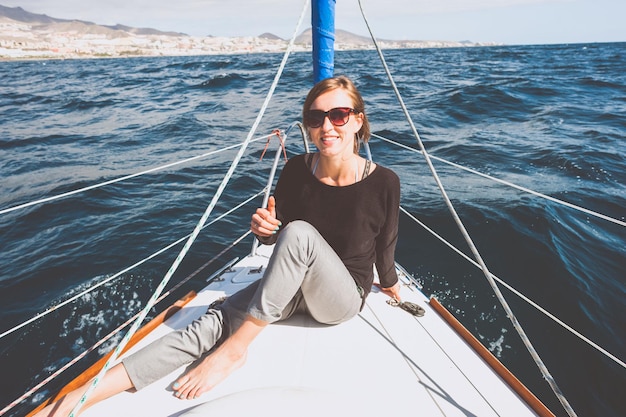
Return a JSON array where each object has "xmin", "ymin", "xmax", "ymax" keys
[{"xmin": 251, "ymin": 196, "xmax": 281, "ymax": 237}]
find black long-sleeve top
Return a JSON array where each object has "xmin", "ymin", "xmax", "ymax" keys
[{"xmin": 258, "ymin": 154, "xmax": 400, "ymax": 299}]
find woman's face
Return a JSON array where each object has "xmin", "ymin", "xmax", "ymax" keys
[{"xmin": 307, "ymin": 88, "xmax": 363, "ymax": 160}]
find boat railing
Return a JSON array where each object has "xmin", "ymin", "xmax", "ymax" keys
[{"xmin": 251, "ymin": 121, "xmax": 307, "ymax": 257}]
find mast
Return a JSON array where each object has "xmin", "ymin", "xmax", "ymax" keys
[{"xmin": 311, "ymin": 0, "xmax": 335, "ymax": 83}]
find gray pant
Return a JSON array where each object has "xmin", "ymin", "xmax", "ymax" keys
[{"xmin": 123, "ymin": 221, "xmax": 363, "ymax": 390}]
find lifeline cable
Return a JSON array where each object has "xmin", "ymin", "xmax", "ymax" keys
[
  {"xmin": 0, "ymin": 137, "xmax": 267, "ymax": 217},
  {"xmin": 0, "ymin": 191, "xmax": 262, "ymax": 341},
  {"xmin": 399, "ymin": 206, "xmax": 626, "ymax": 370},
  {"xmin": 372, "ymin": 133, "xmax": 626, "ymax": 228},
  {"xmin": 357, "ymin": 1, "xmax": 578, "ymax": 416},
  {"xmin": 1, "ymin": 229, "xmax": 252, "ymax": 416},
  {"xmin": 67, "ymin": 2, "xmax": 311, "ymax": 415}
]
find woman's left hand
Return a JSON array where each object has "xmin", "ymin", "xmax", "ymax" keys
[{"xmin": 380, "ymin": 281, "xmax": 402, "ymax": 301}]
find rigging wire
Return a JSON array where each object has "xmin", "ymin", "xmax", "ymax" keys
[
  {"xmin": 2, "ymin": 131, "xmax": 621, "ymax": 230},
  {"xmin": 399, "ymin": 206, "xmax": 626, "ymax": 370},
  {"xmin": 0, "ymin": 137, "xmax": 266, "ymax": 217},
  {"xmin": 357, "ymin": 1, "xmax": 578, "ymax": 416},
  {"xmin": 1, "ymin": 230, "xmax": 252, "ymax": 416},
  {"xmin": 0, "ymin": 191, "xmax": 263, "ymax": 341},
  {"xmin": 373, "ymin": 133, "xmax": 626, "ymax": 228},
  {"xmin": 67, "ymin": 1, "xmax": 311, "ymax": 414},
  {"xmin": 3, "ymin": 129, "xmax": 619, "ymax": 229}
]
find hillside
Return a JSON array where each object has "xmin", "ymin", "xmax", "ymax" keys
[
  {"xmin": 0, "ymin": 4, "xmax": 496, "ymax": 60},
  {"xmin": 0, "ymin": 5, "xmax": 185, "ymax": 36}
]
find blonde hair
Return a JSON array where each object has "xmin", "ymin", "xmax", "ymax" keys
[{"xmin": 302, "ymin": 76, "xmax": 370, "ymax": 153}]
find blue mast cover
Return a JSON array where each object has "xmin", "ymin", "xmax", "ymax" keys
[{"xmin": 312, "ymin": 0, "xmax": 335, "ymax": 83}]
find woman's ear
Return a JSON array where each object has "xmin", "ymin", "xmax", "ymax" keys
[{"xmin": 354, "ymin": 111, "xmax": 364, "ymax": 131}]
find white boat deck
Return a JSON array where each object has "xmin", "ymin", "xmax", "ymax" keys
[{"xmin": 82, "ymin": 244, "xmax": 542, "ymax": 417}]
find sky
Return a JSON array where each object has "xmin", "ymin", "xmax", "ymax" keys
[{"xmin": 2, "ymin": 0, "xmax": 625, "ymax": 45}]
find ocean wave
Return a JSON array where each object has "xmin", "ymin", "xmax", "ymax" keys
[
  {"xmin": 61, "ymin": 97, "xmax": 121, "ymax": 111},
  {"xmin": 195, "ymin": 72, "xmax": 248, "ymax": 89}
]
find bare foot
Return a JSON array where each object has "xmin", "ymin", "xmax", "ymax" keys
[{"xmin": 172, "ymin": 342, "xmax": 247, "ymax": 399}]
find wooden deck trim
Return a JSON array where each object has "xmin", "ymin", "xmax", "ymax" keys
[
  {"xmin": 26, "ymin": 290, "xmax": 197, "ymax": 416},
  {"xmin": 428, "ymin": 296, "xmax": 555, "ymax": 417}
]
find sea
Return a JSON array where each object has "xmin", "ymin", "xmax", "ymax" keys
[{"xmin": 1, "ymin": 43, "xmax": 624, "ymax": 417}]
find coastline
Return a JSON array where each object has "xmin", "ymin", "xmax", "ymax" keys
[{"xmin": 0, "ymin": 18, "xmax": 498, "ymax": 61}]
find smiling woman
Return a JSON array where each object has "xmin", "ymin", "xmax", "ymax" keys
[{"xmin": 31, "ymin": 74, "xmax": 402, "ymax": 417}]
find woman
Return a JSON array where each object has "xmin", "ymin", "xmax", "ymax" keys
[{"xmin": 34, "ymin": 75, "xmax": 401, "ymax": 416}]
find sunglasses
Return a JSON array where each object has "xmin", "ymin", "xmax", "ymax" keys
[{"xmin": 303, "ymin": 107, "xmax": 356, "ymax": 128}]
